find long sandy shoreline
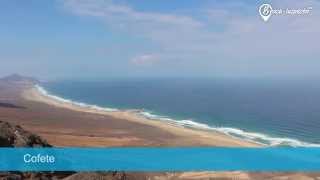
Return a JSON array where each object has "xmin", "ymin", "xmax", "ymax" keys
[
  {"xmin": 21, "ymin": 86, "xmax": 260, "ymax": 147},
  {"xmin": 0, "ymin": 80, "xmax": 319, "ymax": 180}
]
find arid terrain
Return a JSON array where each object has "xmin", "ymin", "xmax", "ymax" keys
[{"xmin": 1, "ymin": 75, "xmax": 320, "ymax": 180}]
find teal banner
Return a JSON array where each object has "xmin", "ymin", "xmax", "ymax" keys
[{"xmin": 0, "ymin": 148, "xmax": 320, "ymax": 171}]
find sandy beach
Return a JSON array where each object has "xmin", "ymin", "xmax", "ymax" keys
[
  {"xmin": 0, "ymin": 81, "xmax": 259, "ymax": 147},
  {"xmin": 3, "ymin": 78, "xmax": 320, "ymax": 180},
  {"xmin": 24, "ymin": 86, "xmax": 260, "ymax": 147}
]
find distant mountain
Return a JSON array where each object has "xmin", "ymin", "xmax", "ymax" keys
[{"xmin": 0, "ymin": 74, "xmax": 39, "ymax": 85}]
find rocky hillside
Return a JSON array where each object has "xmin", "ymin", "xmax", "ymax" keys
[
  {"xmin": 0, "ymin": 121, "xmax": 51, "ymax": 147},
  {"xmin": 0, "ymin": 121, "xmax": 63, "ymax": 180},
  {"xmin": 0, "ymin": 121, "xmax": 165, "ymax": 180}
]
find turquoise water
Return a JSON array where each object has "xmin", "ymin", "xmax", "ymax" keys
[{"xmin": 40, "ymin": 78, "xmax": 320, "ymax": 146}]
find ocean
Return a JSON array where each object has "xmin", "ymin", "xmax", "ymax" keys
[{"xmin": 38, "ymin": 78, "xmax": 320, "ymax": 147}]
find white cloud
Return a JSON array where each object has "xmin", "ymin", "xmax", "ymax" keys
[
  {"xmin": 131, "ymin": 54, "xmax": 159, "ymax": 66},
  {"xmin": 61, "ymin": 0, "xmax": 320, "ymax": 77},
  {"xmin": 63, "ymin": 0, "xmax": 203, "ymax": 28}
]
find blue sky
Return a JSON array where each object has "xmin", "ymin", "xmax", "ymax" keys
[{"xmin": 0, "ymin": 0, "xmax": 319, "ymax": 79}]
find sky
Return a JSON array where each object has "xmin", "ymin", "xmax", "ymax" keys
[{"xmin": 0, "ymin": 0, "xmax": 319, "ymax": 80}]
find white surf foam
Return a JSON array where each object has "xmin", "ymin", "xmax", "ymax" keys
[
  {"xmin": 35, "ymin": 84, "xmax": 320, "ymax": 147},
  {"xmin": 139, "ymin": 111, "xmax": 320, "ymax": 147},
  {"xmin": 35, "ymin": 84, "xmax": 119, "ymax": 112}
]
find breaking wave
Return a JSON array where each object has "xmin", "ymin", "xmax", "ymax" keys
[{"xmin": 35, "ymin": 84, "xmax": 320, "ymax": 147}]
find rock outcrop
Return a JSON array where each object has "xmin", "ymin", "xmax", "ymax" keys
[
  {"xmin": 0, "ymin": 121, "xmax": 51, "ymax": 147},
  {"xmin": 0, "ymin": 121, "xmax": 158, "ymax": 180},
  {"xmin": 0, "ymin": 121, "xmax": 66, "ymax": 180}
]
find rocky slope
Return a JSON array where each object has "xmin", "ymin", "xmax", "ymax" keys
[
  {"xmin": 0, "ymin": 121, "xmax": 66, "ymax": 180},
  {"xmin": 0, "ymin": 121, "xmax": 51, "ymax": 147},
  {"xmin": 0, "ymin": 121, "xmax": 165, "ymax": 180}
]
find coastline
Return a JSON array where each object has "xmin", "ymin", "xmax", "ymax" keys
[
  {"xmin": 22, "ymin": 85, "xmax": 260, "ymax": 147},
  {"xmin": 28, "ymin": 84, "xmax": 320, "ymax": 147},
  {"xmin": 1, "ymin": 81, "xmax": 320, "ymax": 180}
]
